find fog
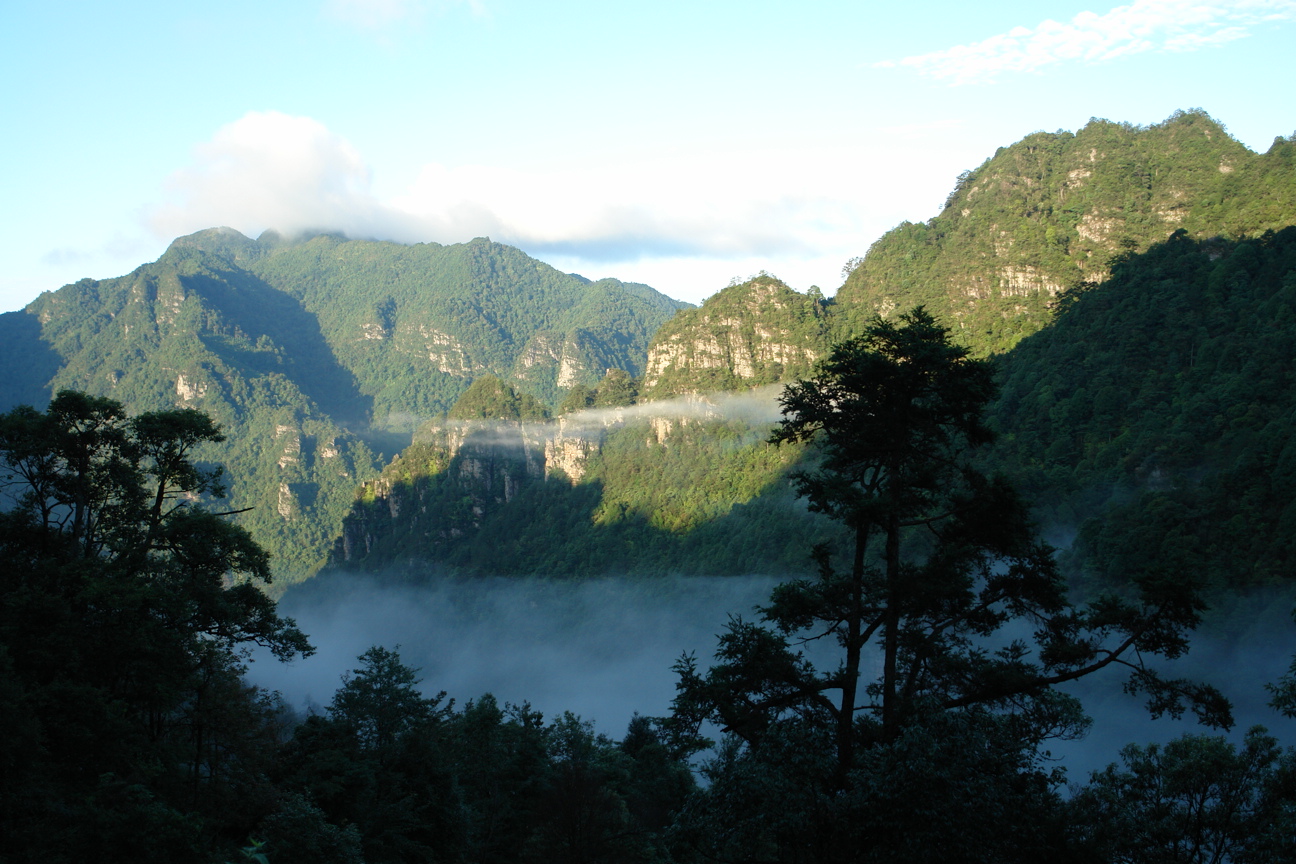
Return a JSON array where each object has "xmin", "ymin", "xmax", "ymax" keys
[
  {"xmin": 248, "ymin": 572, "xmax": 1296, "ymax": 783},
  {"xmin": 1051, "ymin": 590, "xmax": 1296, "ymax": 780},
  {"xmin": 557, "ymin": 386, "xmax": 786, "ymax": 433},
  {"xmin": 249, "ymin": 573, "xmax": 780, "ymax": 732},
  {"xmin": 375, "ymin": 386, "xmax": 787, "ymax": 443}
]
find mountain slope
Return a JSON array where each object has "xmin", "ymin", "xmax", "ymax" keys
[
  {"xmin": 837, "ymin": 110, "xmax": 1296, "ymax": 354},
  {"xmin": 239, "ymin": 232, "xmax": 687, "ymax": 420},
  {"xmin": 642, "ymin": 274, "xmax": 833, "ymax": 397},
  {"xmin": 0, "ymin": 230, "xmax": 687, "ymax": 583},
  {"xmin": 989, "ymin": 227, "xmax": 1296, "ymax": 591},
  {"xmin": 327, "ymin": 112, "xmax": 1296, "ymax": 586}
]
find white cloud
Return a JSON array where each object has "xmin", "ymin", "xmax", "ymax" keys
[
  {"xmin": 879, "ymin": 0, "xmax": 1296, "ymax": 84},
  {"xmin": 147, "ymin": 111, "xmax": 952, "ymax": 303},
  {"xmin": 149, "ymin": 111, "xmax": 423, "ymax": 242},
  {"xmin": 392, "ymin": 156, "xmax": 840, "ymax": 261}
]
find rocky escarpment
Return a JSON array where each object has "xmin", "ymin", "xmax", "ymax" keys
[
  {"xmin": 835, "ymin": 110, "xmax": 1296, "ymax": 354},
  {"xmin": 643, "ymin": 275, "xmax": 832, "ymax": 397},
  {"xmin": 334, "ymin": 415, "xmax": 608, "ymax": 564},
  {"xmin": 330, "ymin": 388, "xmax": 765, "ymax": 569}
]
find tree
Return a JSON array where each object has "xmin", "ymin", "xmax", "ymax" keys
[
  {"xmin": 592, "ymin": 368, "xmax": 638, "ymax": 408},
  {"xmin": 276, "ymin": 647, "xmax": 462, "ymax": 864},
  {"xmin": 666, "ymin": 309, "xmax": 1228, "ymax": 860},
  {"xmin": 449, "ymin": 375, "xmax": 550, "ymax": 422},
  {"xmin": 0, "ymin": 391, "xmax": 312, "ymax": 860},
  {"xmin": 558, "ymin": 383, "xmax": 595, "ymax": 415},
  {"xmin": 1068, "ymin": 728, "xmax": 1296, "ymax": 864},
  {"xmin": 328, "ymin": 645, "xmax": 445, "ymax": 751}
]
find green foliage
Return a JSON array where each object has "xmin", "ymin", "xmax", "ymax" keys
[
  {"xmin": 272, "ymin": 648, "xmax": 694, "ymax": 864},
  {"xmin": 989, "ymin": 228, "xmax": 1296, "ymax": 592},
  {"xmin": 837, "ymin": 110, "xmax": 1296, "ymax": 356},
  {"xmin": 449, "ymin": 375, "xmax": 551, "ymax": 421},
  {"xmin": 0, "ymin": 229, "xmax": 684, "ymax": 585},
  {"xmin": 644, "ymin": 274, "xmax": 833, "ymax": 398},
  {"xmin": 558, "ymin": 383, "xmax": 595, "ymax": 415},
  {"xmin": 674, "ymin": 713, "xmax": 1070, "ymax": 864},
  {"xmin": 245, "ymin": 233, "xmax": 685, "ymax": 415},
  {"xmin": 592, "ymin": 367, "xmax": 639, "ymax": 407},
  {"xmin": 331, "ymin": 412, "xmax": 845, "ymax": 579},
  {"xmin": 663, "ymin": 312, "xmax": 1231, "ymax": 861},
  {"xmin": 1069, "ymin": 727, "xmax": 1296, "ymax": 864},
  {"xmin": 0, "ymin": 392, "xmax": 310, "ymax": 862}
]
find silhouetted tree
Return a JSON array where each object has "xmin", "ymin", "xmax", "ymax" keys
[
  {"xmin": 667, "ymin": 309, "xmax": 1229, "ymax": 862},
  {"xmin": 0, "ymin": 391, "xmax": 312, "ymax": 861}
]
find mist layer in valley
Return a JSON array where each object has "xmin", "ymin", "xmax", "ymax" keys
[
  {"xmin": 249, "ymin": 572, "xmax": 1296, "ymax": 783},
  {"xmin": 250, "ymin": 572, "xmax": 780, "ymax": 735}
]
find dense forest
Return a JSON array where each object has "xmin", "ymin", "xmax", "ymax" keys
[
  {"xmin": 6, "ymin": 327, "xmax": 1296, "ymax": 861},
  {"xmin": 3, "ymin": 109, "xmax": 1296, "ymax": 861},
  {"xmin": 0, "ymin": 233, "xmax": 686, "ymax": 583}
]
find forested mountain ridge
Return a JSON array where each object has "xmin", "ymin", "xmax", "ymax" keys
[
  {"xmin": 838, "ymin": 110, "xmax": 1296, "ymax": 354},
  {"xmin": 9, "ymin": 238, "xmax": 381, "ymax": 579},
  {"xmin": 641, "ymin": 274, "xmax": 833, "ymax": 397},
  {"xmin": 0, "ymin": 230, "xmax": 687, "ymax": 581},
  {"xmin": 3, "ymin": 110, "xmax": 1293, "ymax": 586},
  {"xmin": 332, "ymin": 377, "xmax": 832, "ymax": 578},
  {"xmin": 333, "ymin": 112, "xmax": 1296, "ymax": 589},
  {"xmin": 238, "ymin": 231, "xmax": 687, "ymax": 417},
  {"xmin": 6, "ymin": 110, "xmax": 1296, "ymax": 863},
  {"xmin": 990, "ymin": 226, "xmax": 1296, "ymax": 593}
]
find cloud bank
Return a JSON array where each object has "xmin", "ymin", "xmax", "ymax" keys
[
  {"xmin": 146, "ymin": 111, "xmax": 889, "ymax": 301},
  {"xmin": 251, "ymin": 573, "xmax": 1296, "ymax": 781},
  {"xmin": 879, "ymin": 0, "xmax": 1296, "ymax": 84},
  {"xmin": 250, "ymin": 574, "xmax": 781, "ymax": 735},
  {"xmin": 149, "ymin": 112, "xmax": 422, "ymax": 243}
]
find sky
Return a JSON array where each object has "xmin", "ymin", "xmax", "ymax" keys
[{"xmin": 2, "ymin": 0, "xmax": 1294, "ymax": 312}]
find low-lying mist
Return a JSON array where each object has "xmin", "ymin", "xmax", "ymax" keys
[
  {"xmin": 249, "ymin": 573, "xmax": 779, "ymax": 734},
  {"xmin": 557, "ymin": 386, "xmax": 787, "ymax": 433},
  {"xmin": 380, "ymin": 385, "xmax": 788, "ymax": 445},
  {"xmin": 248, "ymin": 571, "xmax": 1296, "ymax": 784}
]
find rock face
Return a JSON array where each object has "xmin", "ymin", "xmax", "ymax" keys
[
  {"xmin": 331, "ymin": 390, "xmax": 752, "ymax": 568},
  {"xmin": 0, "ymin": 229, "xmax": 687, "ymax": 584},
  {"xmin": 643, "ymin": 275, "xmax": 831, "ymax": 396},
  {"xmin": 545, "ymin": 417, "xmax": 605, "ymax": 482},
  {"xmin": 335, "ymin": 416, "xmax": 607, "ymax": 564},
  {"xmin": 835, "ymin": 110, "xmax": 1296, "ymax": 355}
]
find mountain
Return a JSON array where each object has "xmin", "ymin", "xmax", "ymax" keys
[
  {"xmin": 837, "ymin": 110, "xmax": 1296, "ymax": 355},
  {"xmin": 235, "ymin": 231, "xmax": 688, "ymax": 419},
  {"xmin": 5, "ymin": 109, "xmax": 1294, "ymax": 589},
  {"xmin": 329, "ymin": 112, "xmax": 1296, "ymax": 588},
  {"xmin": 641, "ymin": 274, "xmax": 833, "ymax": 397},
  {"xmin": 331, "ymin": 381, "xmax": 839, "ymax": 579},
  {"xmin": 989, "ymin": 226, "xmax": 1296, "ymax": 593},
  {"xmin": 0, "ymin": 230, "xmax": 687, "ymax": 583},
  {"xmin": 326, "ymin": 274, "xmax": 846, "ymax": 579}
]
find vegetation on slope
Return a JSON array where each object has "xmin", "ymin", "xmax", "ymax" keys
[
  {"xmin": 838, "ymin": 110, "xmax": 1296, "ymax": 355},
  {"xmin": 990, "ymin": 227, "xmax": 1296, "ymax": 591},
  {"xmin": 644, "ymin": 274, "xmax": 833, "ymax": 397},
  {"xmin": 245, "ymin": 232, "xmax": 687, "ymax": 418},
  {"xmin": 0, "ymin": 231, "xmax": 685, "ymax": 583},
  {"xmin": 332, "ymin": 409, "xmax": 840, "ymax": 579}
]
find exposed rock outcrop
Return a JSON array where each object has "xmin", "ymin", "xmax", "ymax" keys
[{"xmin": 643, "ymin": 275, "xmax": 830, "ymax": 396}]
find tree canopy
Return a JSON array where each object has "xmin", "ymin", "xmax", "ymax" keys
[
  {"xmin": 0, "ymin": 391, "xmax": 311, "ymax": 860},
  {"xmin": 665, "ymin": 309, "xmax": 1231, "ymax": 861}
]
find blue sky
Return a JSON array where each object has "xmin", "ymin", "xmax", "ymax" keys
[{"xmin": 2, "ymin": 0, "xmax": 1293, "ymax": 312}]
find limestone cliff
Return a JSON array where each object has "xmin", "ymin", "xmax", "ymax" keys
[
  {"xmin": 835, "ymin": 110, "xmax": 1296, "ymax": 354},
  {"xmin": 334, "ymin": 416, "xmax": 606, "ymax": 565},
  {"xmin": 643, "ymin": 275, "xmax": 832, "ymax": 397}
]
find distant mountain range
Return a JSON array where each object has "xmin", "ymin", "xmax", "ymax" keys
[
  {"xmin": 0, "ymin": 232, "xmax": 686, "ymax": 580},
  {"xmin": 2, "ymin": 109, "xmax": 1293, "ymax": 591}
]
